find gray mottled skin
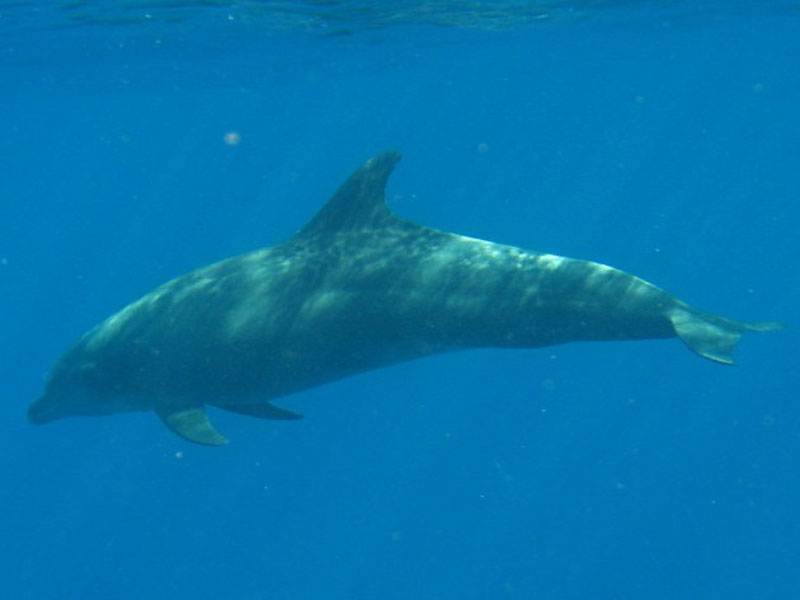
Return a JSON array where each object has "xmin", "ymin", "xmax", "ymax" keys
[{"xmin": 29, "ymin": 152, "xmax": 782, "ymax": 445}]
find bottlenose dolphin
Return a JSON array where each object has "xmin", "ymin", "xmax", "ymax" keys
[{"xmin": 29, "ymin": 152, "xmax": 782, "ymax": 445}]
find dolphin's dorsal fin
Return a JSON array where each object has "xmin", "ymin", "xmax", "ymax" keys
[{"xmin": 298, "ymin": 151, "xmax": 401, "ymax": 237}]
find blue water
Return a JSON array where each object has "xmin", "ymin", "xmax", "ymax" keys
[{"xmin": 2, "ymin": 3, "xmax": 798, "ymax": 598}]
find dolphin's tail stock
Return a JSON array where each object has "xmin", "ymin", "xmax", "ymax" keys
[{"xmin": 668, "ymin": 304, "xmax": 784, "ymax": 365}]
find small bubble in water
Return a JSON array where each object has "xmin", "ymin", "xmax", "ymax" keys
[{"xmin": 223, "ymin": 131, "xmax": 242, "ymax": 146}]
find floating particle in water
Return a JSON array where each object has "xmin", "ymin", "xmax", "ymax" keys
[{"xmin": 223, "ymin": 131, "xmax": 242, "ymax": 146}]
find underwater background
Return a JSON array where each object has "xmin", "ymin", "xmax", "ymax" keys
[{"xmin": 2, "ymin": 2, "xmax": 798, "ymax": 598}]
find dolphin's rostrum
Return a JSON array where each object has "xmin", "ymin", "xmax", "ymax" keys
[{"xmin": 29, "ymin": 152, "xmax": 782, "ymax": 445}]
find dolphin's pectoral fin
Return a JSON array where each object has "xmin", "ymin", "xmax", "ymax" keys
[
  {"xmin": 216, "ymin": 402, "xmax": 303, "ymax": 420},
  {"xmin": 155, "ymin": 404, "xmax": 229, "ymax": 446},
  {"xmin": 669, "ymin": 306, "xmax": 784, "ymax": 365}
]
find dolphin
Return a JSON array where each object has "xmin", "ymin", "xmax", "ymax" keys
[{"xmin": 28, "ymin": 152, "xmax": 782, "ymax": 445}]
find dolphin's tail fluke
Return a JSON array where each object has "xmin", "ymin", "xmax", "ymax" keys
[{"xmin": 669, "ymin": 305, "xmax": 784, "ymax": 365}]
